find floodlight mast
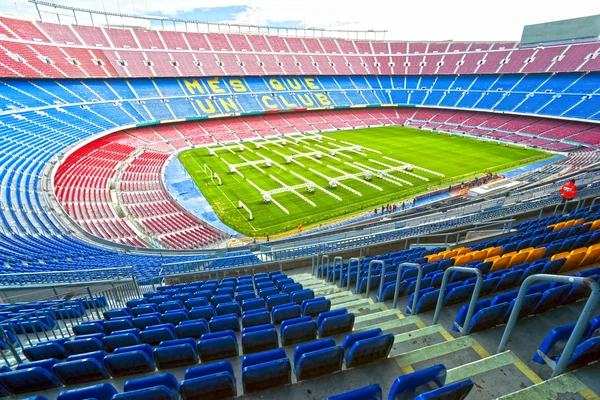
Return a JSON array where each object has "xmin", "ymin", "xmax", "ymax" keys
[{"xmin": 28, "ymin": 0, "xmax": 387, "ymax": 40}]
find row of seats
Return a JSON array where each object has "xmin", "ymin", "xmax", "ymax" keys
[
  {"xmin": 2, "ymin": 325, "xmax": 395, "ymax": 398},
  {"xmin": 453, "ymin": 268, "xmax": 600, "ymax": 335},
  {"xmin": 327, "ymin": 363, "xmax": 473, "ymax": 400},
  {"xmin": 533, "ymin": 315, "xmax": 600, "ymax": 371}
]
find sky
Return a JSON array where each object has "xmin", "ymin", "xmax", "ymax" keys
[{"xmin": 2, "ymin": 0, "xmax": 600, "ymax": 41}]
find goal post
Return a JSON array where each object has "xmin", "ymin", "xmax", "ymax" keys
[
  {"xmin": 238, "ymin": 200, "xmax": 253, "ymax": 220},
  {"xmin": 204, "ymin": 164, "xmax": 222, "ymax": 185}
]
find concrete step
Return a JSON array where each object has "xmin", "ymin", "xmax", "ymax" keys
[{"xmin": 496, "ymin": 373, "xmax": 598, "ymax": 400}]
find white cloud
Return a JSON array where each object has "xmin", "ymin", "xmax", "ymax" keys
[{"xmin": 3, "ymin": 0, "xmax": 600, "ymax": 41}]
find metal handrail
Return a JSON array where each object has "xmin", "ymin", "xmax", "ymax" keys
[
  {"xmin": 392, "ymin": 263, "xmax": 422, "ymax": 311},
  {"xmin": 497, "ymin": 274, "xmax": 600, "ymax": 377},
  {"xmin": 331, "ymin": 256, "xmax": 343, "ymax": 286},
  {"xmin": 365, "ymin": 260, "xmax": 385, "ymax": 298},
  {"xmin": 310, "ymin": 254, "xmax": 318, "ymax": 276},
  {"xmin": 319, "ymin": 255, "xmax": 330, "ymax": 279},
  {"xmin": 346, "ymin": 257, "xmax": 360, "ymax": 292},
  {"xmin": 0, "ymin": 266, "xmax": 135, "ymax": 286},
  {"xmin": 432, "ymin": 266, "xmax": 483, "ymax": 334}
]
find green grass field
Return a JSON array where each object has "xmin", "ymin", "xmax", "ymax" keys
[{"xmin": 179, "ymin": 126, "xmax": 548, "ymax": 237}]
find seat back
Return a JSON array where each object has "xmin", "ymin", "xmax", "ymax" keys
[
  {"xmin": 209, "ymin": 314, "xmax": 239, "ymax": 332},
  {"xmin": 175, "ymin": 319, "xmax": 209, "ymax": 339},
  {"xmin": 0, "ymin": 367, "xmax": 62, "ymax": 394},
  {"xmin": 281, "ymin": 318, "xmax": 317, "ymax": 346},
  {"xmin": 388, "ymin": 364, "xmax": 446, "ymax": 400},
  {"xmin": 124, "ymin": 372, "xmax": 179, "ymax": 394},
  {"xmin": 413, "ymin": 378, "xmax": 474, "ymax": 400},
  {"xmin": 52, "ymin": 357, "xmax": 110, "ymax": 385},
  {"xmin": 103, "ymin": 350, "xmax": 155, "ymax": 377},
  {"xmin": 301, "ymin": 297, "xmax": 331, "ymax": 317},
  {"xmin": 345, "ymin": 334, "xmax": 394, "ymax": 368},
  {"xmin": 181, "ymin": 361, "xmax": 236, "ymax": 400},
  {"xmin": 326, "ymin": 384, "xmax": 383, "ymax": 400},
  {"xmin": 23, "ymin": 342, "xmax": 68, "ymax": 361},
  {"xmin": 272, "ymin": 303, "xmax": 301, "ymax": 324},
  {"xmin": 198, "ymin": 330, "xmax": 239, "ymax": 361},
  {"xmin": 242, "ymin": 298, "xmax": 266, "ymax": 312},
  {"xmin": 241, "ymin": 348, "xmax": 291, "ymax": 393},
  {"xmin": 56, "ymin": 383, "xmax": 118, "ymax": 400},
  {"xmin": 241, "ymin": 324, "xmax": 279, "ymax": 354}
]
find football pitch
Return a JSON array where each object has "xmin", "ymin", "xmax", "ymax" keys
[{"xmin": 179, "ymin": 126, "xmax": 548, "ymax": 237}]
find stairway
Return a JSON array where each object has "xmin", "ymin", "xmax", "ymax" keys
[{"xmin": 282, "ymin": 269, "xmax": 599, "ymax": 400}]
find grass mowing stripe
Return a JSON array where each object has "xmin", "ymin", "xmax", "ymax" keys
[{"xmin": 180, "ymin": 126, "xmax": 548, "ymax": 236}]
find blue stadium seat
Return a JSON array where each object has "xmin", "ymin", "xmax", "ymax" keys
[
  {"xmin": 72, "ymin": 322, "xmax": 103, "ymax": 335},
  {"xmin": 198, "ymin": 330, "xmax": 239, "ymax": 361},
  {"xmin": 132, "ymin": 314, "xmax": 162, "ymax": 330},
  {"xmin": 282, "ymin": 283, "xmax": 303, "ymax": 295},
  {"xmin": 161, "ymin": 309, "xmax": 189, "ymax": 325},
  {"xmin": 242, "ymin": 308, "xmax": 271, "ymax": 328},
  {"xmin": 104, "ymin": 308, "xmax": 132, "ymax": 320},
  {"xmin": 113, "ymin": 386, "xmax": 177, "ymax": 400},
  {"xmin": 105, "ymin": 318, "xmax": 134, "ymax": 334},
  {"xmin": 272, "ymin": 302, "xmax": 301, "ymax": 324},
  {"xmin": 103, "ymin": 332, "xmax": 140, "ymax": 352},
  {"xmin": 559, "ymin": 337, "xmax": 600, "ymax": 370},
  {"xmin": 241, "ymin": 323, "xmax": 279, "ymax": 354},
  {"xmin": 123, "ymin": 372, "xmax": 179, "ymax": 396},
  {"xmin": 176, "ymin": 319, "xmax": 209, "ymax": 339},
  {"xmin": 104, "ymin": 344, "xmax": 155, "ymax": 376},
  {"xmin": 266, "ymin": 293, "xmax": 291, "ymax": 310},
  {"xmin": 216, "ymin": 301, "xmax": 242, "ymax": 316},
  {"xmin": 301, "ymin": 297, "xmax": 331, "ymax": 317},
  {"xmin": 154, "ymin": 338, "xmax": 199, "ymax": 369},
  {"xmin": 413, "ymin": 379, "xmax": 474, "ymax": 399},
  {"xmin": 209, "ymin": 314, "xmax": 239, "ymax": 332},
  {"xmin": 211, "ymin": 295, "xmax": 234, "ymax": 307},
  {"xmin": 343, "ymin": 329, "xmax": 394, "ymax": 367},
  {"xmin": 23, "ymin": 341, "xmax": 69, "ymax": 361},
  {"xmin": 190, "ymin": 305, "xmax": 216, "ymax": 321},
  {"xmin": 0, "ymin": 367, "xmax": 62, "ymax": 394},
  {"xmin": 140, "ymin": 323, "xmax": 176, "ymax": 345},
  {"xmin": 281, "ymin": 316, "xmax": 317, "ymax": 345},
  {"xmin": 259, "ymin": 287, "xmax": 279, "ymax": 300},
  {"xmin": 236, "ymin": 291, "xmax": 256, "ymax": 304},
  {"xmin": 326, "ymin": 384, "xmax": 383, "ymax": 400},
  {"xmin": 181, "ymin": 361, "xmax": 236, "ymax": 400},
  {"xmin": 127, "ymin": 298, "xmax": 148, "ymax": 308},
  {"xmin": 15, "ymin": 357, "xmax": 59, "ymax": 372},
  {"xmin": 185, "ymin": 298, "xmax": 208, "ymax": 310},
  {"xmin": 52, "ymin": 350, "xmax": 109, "ymax": 384},
  {"xmin": 388, "ymin": 364, "xmax": 446, "ymax": 399},
  {"xmin": 56, "ymin": 383, "xmax": 118, "ymax": 400},
  {"xmin": 242, "ymin": 298, "xmax": 266, "ymax": 312},
  {"xmin": 133, "ymin": 304, "xmax": 159, "ymax": 317},
  {"xmin": 317, "ymin": 309, "xmax": 355, "ymax": 337},
  {"xmin": 294, "ymin": 338, "xmax": 343, "ymax": 381},
  {"xmin": 290, "ymin": 289, "xmax": 314, "ymax": 305},
  {"xmin": 64, "ymin": 337, "xmax": 104, "ymax": 355},
  {"xmin": 242, "ymin": 348, "xmax": 291, "ymax": 393}
]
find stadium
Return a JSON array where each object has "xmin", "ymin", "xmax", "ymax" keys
[{"xmin": 0, "ymin": 0, "xmax": 598, "ymax": 398}]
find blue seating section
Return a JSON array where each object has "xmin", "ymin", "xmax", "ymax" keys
[{"xmin": 0, "ymin": 71, "xmax": 597, "ymax": 285}]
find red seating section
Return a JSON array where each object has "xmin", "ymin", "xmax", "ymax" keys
[{"xmin": 0, "ymin": 16, "xmax": 599, "ymax": 78}]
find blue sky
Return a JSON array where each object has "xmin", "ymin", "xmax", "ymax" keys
[{"xmin": 1, "ymin": 0, "xmax": 599, "ymax": 41}]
